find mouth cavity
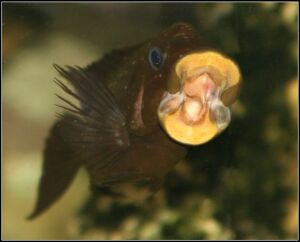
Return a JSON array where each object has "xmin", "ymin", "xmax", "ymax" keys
[
  {"xmin": 159, "ymin": 68, "xmax": 229, "ymax": 124},
  {"xmin": 180, "ymin": 71, "xmax": 218, "ymax": 125},
  {"xmin": 158, "ymin": 51, "xmax": 240, "ymax": 145},
  {"xmin": 158, "ymin": 64, "xmax": 231, "ymax": 145}
]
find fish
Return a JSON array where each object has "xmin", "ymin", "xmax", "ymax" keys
[{"xmin": 28, "ymin": 22, "xmax": 241, "ymax": 219}]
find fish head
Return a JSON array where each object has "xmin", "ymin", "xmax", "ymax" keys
[{"xmin": 138, "ymin": 22, "xmax": 241, "ymax": 145}]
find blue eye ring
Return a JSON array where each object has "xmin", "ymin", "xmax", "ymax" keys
[{"xmin": 148, "ymin": 47, "xmax": 164, "ymax": 71}]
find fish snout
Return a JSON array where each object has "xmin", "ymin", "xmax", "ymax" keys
[{"xmin": 158, "ymin": 51, "xmax": 240, "ymax": 145}]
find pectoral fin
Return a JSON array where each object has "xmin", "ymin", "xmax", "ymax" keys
[
  {"xmin": 53, "ymin": 65, "xmax": 131, "ymax": 176},
  {"xmin": 29, "ymin": 64, "xmax": 131, "ymax": 219}
]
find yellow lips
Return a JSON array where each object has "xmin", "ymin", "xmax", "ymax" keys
[
  {"xmin": 161, "ymin": 107, "xmax": 218, "ymax": 145},
  {"xmin": 158, "ymin": 50, "xmax": 241, "ymax": 145}
]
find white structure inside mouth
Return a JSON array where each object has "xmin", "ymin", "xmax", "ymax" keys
[
  {"xmin": 209, "ymin": 98, "xmax": 231, "ymax": 130},
  {"xmin": 184, "ymin": 99, "xmax": 201, "ymax": 118},
  {"xmin": 159, "ymin": 71, "xmax": 231, "ymax": 131}
]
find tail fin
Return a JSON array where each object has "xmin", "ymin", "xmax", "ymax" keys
[{"xmin": 27, "ymin": 115, "xmax": 82, "ymax": 220}]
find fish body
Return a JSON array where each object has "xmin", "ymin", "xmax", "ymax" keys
[{"xmin": 29, "ymin": 22, "xmax": 240, "ymax": 219}]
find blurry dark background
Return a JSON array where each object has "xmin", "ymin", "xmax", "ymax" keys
[{"xmin": 2, "ymin": 2, "xmax": 298, "ymax": 240}]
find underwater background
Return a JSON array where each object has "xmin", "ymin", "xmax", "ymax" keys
[{"xmin": 2, "ymin": 2, "xmax": 298, "ymax": 240}]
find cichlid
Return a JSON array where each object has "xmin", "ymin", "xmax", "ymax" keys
[{"xmin": 28, "ymin": 22, "xmax": 241, "ymax": 219}]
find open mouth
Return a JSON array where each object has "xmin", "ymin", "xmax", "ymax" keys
[{"xmin": 158, "ymin": 51, "xmax": 240, "ymax": 145}]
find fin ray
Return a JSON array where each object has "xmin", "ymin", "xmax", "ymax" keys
[
  {"xmin": 54, "ymin": 65, "xmax": 130, "ymax": 181},
  {"xmin": 29, "ymin": 63, "xmax": 131, "ymax": 219}
]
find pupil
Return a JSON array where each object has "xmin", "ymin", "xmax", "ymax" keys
[
  {"xmin": 152, "ymin": 51, "xmax": 161, "ymax": 66},
  {"xmin": 149, "ymin": 47, "xmax": 163, "ymax": 70}
]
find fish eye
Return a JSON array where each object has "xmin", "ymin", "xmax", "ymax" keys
[{"xmin": 148, "ymin": 47, "xmax": 164, "ymax": 71}]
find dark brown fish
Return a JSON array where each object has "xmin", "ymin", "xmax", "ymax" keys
[{"xmin": 28, "ymin": 22, "xmax": 241, "ymax": 219}]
